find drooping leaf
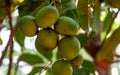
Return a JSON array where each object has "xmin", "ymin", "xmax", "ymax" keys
[
  {"xmin": 92, "ymin": 0, "xmax": 100, "ymax": 33},
  {"xmin": 73, "ymin": 60, "xmax": 95, "ymax": 75},
  {"xmin": 76, "ymin": 0, "xmax": 88, "ymax": 31},
  {"xmin": 61, "ymin": 0, "xmax": 76, "ymax": 10},
  {"xmin": 19, "ymin": 53, "xmax": 44, "ymax": 65},
  {"xmin": 97, "ymin": 26, "xmax": 120, "ymax": 61},
  {"xmin": 28, "ymin": 66, "xmax": 43, "ymax": 75},
  {"xmin": 18, "ymin": 0, "xmax": 49, "ymax": 17},
  {"xmin": 14, "ymin": 28, "xmax": 25, "ymax": 47}
]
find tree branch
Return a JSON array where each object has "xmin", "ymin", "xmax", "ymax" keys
[
  {"xmin": 5, "ymin": 0, "xmax": 14, "ymax": 75},
  {"xmin": 7, "ymin": 39, "xmax": 13, "ymax": 75},
  {"xmin": 0, "ymin": 0, "xmax": 18, "ymax": 75}
]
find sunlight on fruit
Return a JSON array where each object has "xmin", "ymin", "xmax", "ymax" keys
[{"xmin": 18, "ymin": 0, "xmax": 24, "ymax": 3}]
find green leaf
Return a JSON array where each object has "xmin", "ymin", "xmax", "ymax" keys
[
  {"xmin": 42, "ymin": 51, "xmax": 53, "ymax": 61},
  {"xmin": 28, "ymin": 66, "xmax": 43, "ymax": 75},
  {"xmin": 97, "ymin": 26, "xmax": 120, "ymax": 61},
  {"xmin": 102, "ymin": 9, "xmax": 119, "ymax": 39},
  {"xmin": 73, "ymin": 60, "xmax": 95, "ymax": 75},
  {"xmin": 61, "ymin": 0, "xmax": 75, "ymax": 10},
  {"xmin": 19, "ymin": 53, "xmax": 44, "ymax": 65},
  {"xmin": 75, "ymin": 34, "xmax": 88, "ymax": 47},
  {"xmin": 92, "ymin": 0, "xmax": 100, "ymax": 33},
  {"xmin": 0, "ymin": 38, "xmax": 3, "ymax": 45},
  {"xmin": 65, "ymin": 9, "xmax": 79, "ymax": 23},
  {"xmin": 18, "ymin": 0, "xmax": 48, "ymax": 17},
  {"xmin": 14, "ymin": 28, "xmax": 25, "ymax": 47},
  {"xmin": 76, "ymin": 0, "xmax": 88, "ymax": 31},
  {"xmin": 103, "ymin": 10, "xmax": 115, "ymax": 32},
  {"xmin": 45, "ymin": 69, "xmax": 53, "ymax": 75}
]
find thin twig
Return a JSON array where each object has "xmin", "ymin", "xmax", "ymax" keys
[
  {"xmin": 114, "ymin": 54, "xmax": 120, "ymax": 58},
  {"xmin": 14, "ymin": 60, "xmax": 19, "ymax": 75},
  {"xmin": 5, "ymin": 0, "xmax": 14, "ymax": 74},
  {"xmin": 7, "ymin": 39, "xmax": 13, "ymax": 75}
]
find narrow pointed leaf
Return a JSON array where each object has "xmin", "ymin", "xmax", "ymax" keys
[
  {"xmin": 92, "ymin": 0, "xmax": 100, "ymax": 33},
  {"xmin": 76, "ymin": 0, "xmax": 88, "ymax": 30},
  {"xmin": 14, "ymin": 28, "xmax": 25, "ymax": 47},
  {"xmin": 97, "ymin": 26, "xmax": 120, "ymax": 61}
]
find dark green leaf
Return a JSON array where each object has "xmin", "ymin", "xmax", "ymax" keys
[
  {"xmin": 61, "ymin": 0, "xmax": 75, "ymax": 10},
  {"xmin": 73, "ymin": 60, "xmax": 95, "ymax": 75},
  {"xmin": 65, "ymin": 9, "xmax": 79, "ymax": 23},
  {"xmin": 14, "ymin": 28, "xmax": 25, "ymax": 47},
  {"xmin": 43, "ymin": 51, "xmax": 53, "ymax": 61},
  {"xmin": 28, "ymin": 66, "xmax": 43, "ymax": 75},
  {"xmin": 19, "ymin": 53, "xmax": 44, "ymax": 65},
  {"xmin": 18, "ymin": 0, "xmax": 48, "ymax": 17},
  {"xmin": 75, "ymin": 34, "xmax": 88, "ymax": 47}
]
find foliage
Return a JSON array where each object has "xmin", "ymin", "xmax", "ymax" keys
[{"xmin": 0, "ymin": 0, "xmax": 120, "ymax": 75}]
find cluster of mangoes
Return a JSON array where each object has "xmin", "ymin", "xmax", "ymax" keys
[{"xmin": 18, "ymin": 5, "xmax": 83, "ymax": 75}]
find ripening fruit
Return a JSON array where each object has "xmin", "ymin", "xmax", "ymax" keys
[
  {"xmin": 52, "ymin": 59, "xmax": 73, "ymax": 75},
  {"xmin": 18, "ymin": 16, "xmax": 37, "ymax": 37},
  {"xmin": 35, "ymin": 37, "xmax": 49, "ymax": 55},
  {"xmin": 70, "ymin": 54, "xmax": 83, "ymax": 69},
  {"xmin": 35, "ymin": 6, "xmax": 59, "ymax": 28},
  {"xmin": 37, "ymin": 28, "xmax": 58, "ymax": 50},
  {"xmin": 58, "ymin": 36, "xmax": 80, "ymax": 60},
  {"xmin": 54, "ymin": 16, "xmax": 79, "ymax": 36}
]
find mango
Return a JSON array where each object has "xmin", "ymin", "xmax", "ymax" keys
[
  {"xmin": 18, "ymin": 16, "xmax": 37, "ymax": 37},
  {"xmin": 54, "ymin": 16, "xmax": 79, "ymax": 36},
  {"xmin": 35, "ymin": 6, "xmax": 59, "ymax": 28}
]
